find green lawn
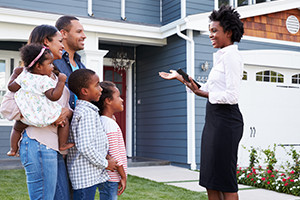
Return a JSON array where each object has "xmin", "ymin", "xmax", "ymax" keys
[{"xmin": 0, "ymin": 169, "xmax": 207, "ymax": 200}]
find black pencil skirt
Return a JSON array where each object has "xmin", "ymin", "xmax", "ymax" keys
[{"xmin": 199, "ymin": 102, "xmax": 243, "ymax": 193}]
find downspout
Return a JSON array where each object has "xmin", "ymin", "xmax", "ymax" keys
[
  {"xmin": 176, "ymin": 25, "xmax": 196, "ymax": 170},
  {"xmin": 88, "ymin": 0, "xmax": 94, "ymax": 17},
  {"xmin": 121, "ymin": 0, "xmax": 126, "ymax": 20},
  {"xmin": 181, "ymin": 0, "xmax": 186, "ymax": 18}
]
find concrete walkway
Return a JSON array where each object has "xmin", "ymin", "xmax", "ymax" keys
[{"xmin": 128, "ymin": 165, "xmax": 300, "ymax": 200}]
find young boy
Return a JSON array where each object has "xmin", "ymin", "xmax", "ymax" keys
[{"xmin": 67, "ymin": 69, "xmax": 118, "ymax": 200}]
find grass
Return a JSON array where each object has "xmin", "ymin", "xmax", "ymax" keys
[{"xmin": 0, "ymin": 169, "xmax": 207, "ymax": 200}]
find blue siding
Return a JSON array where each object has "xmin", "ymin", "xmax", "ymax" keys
[
  {"xmin": 0, "ymin": 126, "xmax": 13, "ymax": 159},
  {"xmin": 126, "ymin": 0, "xmax": 160, "ymax": 25},
  {"xmin": 186, "ymin": 0, "xmax": 214, "ymax": 16},
  {"xmin": 193, "ymin": 32, "xmax": 213, "ymax": 167},
  {"xmin": 0, "ymin": 0, "xmax": 87, "ymax": 17},
  {"xmin": 162, "ymin": 0, "xmax": 181, "ymax": 25},
  {"xmin": 93, "ymin": 0, "xmax": 121, "ymax": 21},
  {"xmin": 136, "ymin": 34, "xmax": 187, "ymax": 163}
]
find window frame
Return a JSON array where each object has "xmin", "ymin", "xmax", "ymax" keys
[
  {"xmin": 255, "ymin": 70, "xmax": 284, "ymax": 83},
  {"xmin": 0, "ymin": 50, "xmax": 21, "ymax": 125},
  {"xmin": 215, "ymin": 0, "xmax": 273, "ymax": 8}
]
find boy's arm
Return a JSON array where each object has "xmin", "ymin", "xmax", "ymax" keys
[
  {"xmin": 44, "ymin": 73, "xmax": 67, "ymax": 101},
  {"xmin": 72, "ymin": 112, "xmax": 112, "ymax": 169},
  {"xmin": 117, "ymin": 165, "xmax": 126, "ymax": 195}
]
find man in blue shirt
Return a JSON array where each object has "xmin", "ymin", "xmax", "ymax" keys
[{"xmin": 54, "ymin": 15, "xmax": 86, "ymax": 109}]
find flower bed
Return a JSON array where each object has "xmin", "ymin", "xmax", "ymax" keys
[
  {"xmin": 237, "ymin": 167, "xmax": 300, "ymax": 196},
  {"xmin": 237, "ymin": 145, "xmax": 300, "ymax": 196}
]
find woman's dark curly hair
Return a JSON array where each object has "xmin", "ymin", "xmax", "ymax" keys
[
  {"xmin": 20, "ymin": 44, "xmax": 52, "ymax": 72},
  {"xmin": 92, "ymin": 81, "xmax": 116, "ymax": 115},
  {"xmin": 209, "ymin": 5, "xmax": 244, "ymax": 43}
]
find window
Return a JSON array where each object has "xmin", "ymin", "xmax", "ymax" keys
[
  {"xmin": 291, "ymin": 74, "xmax": 300, "ymax": 84},
  {"xmin": 0, "ymin": 51, "xmax": 21, "ymax": 122},
  {"xmin": 0, "ymin": 59, "xmax": 7, "ymax": 120},
  {"xmin": 256, "ymin": 70, "xmax": 284, "ymax": 83},
  {"xmin": 242, "ymin": 71, "xmax": 247, "ymax": 80},
  {"xmin": 217, "ymin": 0, "xmax": 276, "ymax": 8}
]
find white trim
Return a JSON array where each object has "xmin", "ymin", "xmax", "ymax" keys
[
  {"xmin": 103, "ymin": 58, "xmax": 134, "ymax": 157},
  {"xmin": 243, "ymin": 35, "xmax": 300, "ymax": 47},
  {"xmin": 236, "ymin": 0, "xmax": 300, "ymax": 19},
  {"xmin": 126, "ymin": 65, "xmax": 133, "ymax": 157},
  {"xmin": 0, "ymin": 7, "xmax": 166, "ymax": 46},
  {"xmin": 96, "ymin": 32, "xmax": 167, "ymax": 46},
  {"xmin": 240, "ymin": 50, "xmax": 300, "ymax": 70},
  {"xmin": 0, "ymin": 0, "xmax": 300, "ymax": 47},
  {"xmin": 181, "ymin": 0, "xmax": 186, "ymax": 18}
]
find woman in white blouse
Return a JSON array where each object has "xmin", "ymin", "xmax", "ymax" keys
[{"xmin": 159, "ymin": 5, "xmax": 244, "ymax": 200}]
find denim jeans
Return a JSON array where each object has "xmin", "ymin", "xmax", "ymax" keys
[
  {"xmin": 73, "ymin": 181, "xmax": 118, "ymax": 200},
  {"xmin": 54, "ymin": 153, "xmax": 71, "ymax": 200},
  {"xmin": 20, "ymin": 131, "xmax": 69, "ymax": 200},
  {"xmin": 99, "ymin": 181, "xmax": 118, "ymax": 200}
]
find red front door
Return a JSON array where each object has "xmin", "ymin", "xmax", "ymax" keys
[{"xmin": 103, "ymin": 66, "xmax": 126, "ymax": 143}]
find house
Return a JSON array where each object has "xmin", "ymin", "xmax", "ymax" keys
[{"xmin": 0, "ymin": 0, "xmax": 299, "ymax": 169}]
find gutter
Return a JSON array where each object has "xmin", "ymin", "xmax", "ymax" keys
[{"xmin": 176, "ymin": 25, "xmax": 197, "ymax": 170}]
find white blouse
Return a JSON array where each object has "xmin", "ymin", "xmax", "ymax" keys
[{"xmin": 201, "ymin": 44, "xmax": 244, "ymax": 105}]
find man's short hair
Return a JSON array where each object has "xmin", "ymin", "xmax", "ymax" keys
[
  {"xmin": 55, "ymin": 15, "xmax": 79, "ymax": 32},
  {"xmin": 68, "ymin": 69, "xmax": 96, "ymax": 98}
]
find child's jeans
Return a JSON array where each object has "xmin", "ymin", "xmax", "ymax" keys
[
  {"xmin": 73, "ymin": 181, "xmax": 118, "ymax": 200},
  {"xmin": 99, "ymin": 181, "xmax": 119, "ymax": 200}
]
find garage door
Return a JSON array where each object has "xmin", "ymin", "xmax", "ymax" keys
[{"xmin": 238, "ymin": 64, "xmax": 300, "ymax": 167}]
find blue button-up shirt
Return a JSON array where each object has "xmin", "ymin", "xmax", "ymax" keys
[{"xmin": 53, "ymin": 50, "xmax": 85, "ymax": 109}]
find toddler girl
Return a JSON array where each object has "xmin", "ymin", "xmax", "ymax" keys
[
  {"xmin": 3, "ymin": 43, "xmax": 74, "ymax": 156},
  {"xmin": 93, "ymin": 81, "xmax": 127, "ymax": 199}
]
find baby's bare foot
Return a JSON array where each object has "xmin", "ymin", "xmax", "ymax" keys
[
  {"xmin": 7, "ymin": 150, "xmax": 16, "ymax": 157},
  {"xmin": 59, "ymin": 143, "xmax": 75, "ymax": 151}
]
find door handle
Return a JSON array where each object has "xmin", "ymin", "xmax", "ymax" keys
[
  {"xmin": 250, "ymin": 127, "xmax": 253, "ymax": 137},
  {"xmin": 253, "ymin": 127, "xmax": 256, "ymax": 137}
]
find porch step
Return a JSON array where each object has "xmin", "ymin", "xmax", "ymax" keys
[
  {"xmin": 0, "ymin": 158, "xmax": 22, "ymax": 170},
  {"xmin": 0, "ymin": 157, "xmax": 171, "ymax": 170},
  {"xmin": 127, "ymin": 157, "xmax": 170, "ymax": 167}
]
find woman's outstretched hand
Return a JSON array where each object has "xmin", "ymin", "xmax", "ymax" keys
[{"xmin": 159, "ymin": 70, "xmax": 180, "ymax": 80}]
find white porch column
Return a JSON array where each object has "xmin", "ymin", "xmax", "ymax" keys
[
  {"xmin": 79, "ymin": 50, "xmax": 108, "ymax": 80},
  {"xmin": 78, "ymin": 32, "xmax": 108, "ymax": 80}
]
